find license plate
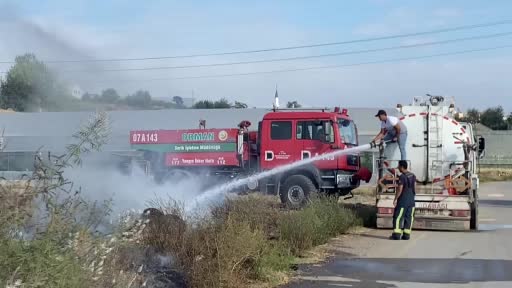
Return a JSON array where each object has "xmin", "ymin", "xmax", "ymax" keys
[
  {"xmin": 416, "ymin": 209, "xmax": 446, "ymax": 216},
  {"xmin": 416, "ymin": 202, "xmax": 448, "ymax": 210}
]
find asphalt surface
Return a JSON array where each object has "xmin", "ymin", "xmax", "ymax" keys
[{"xmin": 284, "ymin": 182, "xmax": 512, "ymax": 288}]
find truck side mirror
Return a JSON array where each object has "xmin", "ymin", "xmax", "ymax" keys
[
  {"xmin": 322, "ymin": 121, "xmax": 335, "ymax": 143},
  {"xmin": 478, "ymin": 136, "xmax": 485, "ymax": 157}
]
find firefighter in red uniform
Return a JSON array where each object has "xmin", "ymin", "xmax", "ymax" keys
[{"xmin": 390, "ymin": 160, "xmax": 416, "ymax": 240}]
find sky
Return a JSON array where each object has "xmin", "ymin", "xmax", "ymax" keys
[{"xmin": 0, "ymin": 0, "xmax": 511, "ymax": 111}]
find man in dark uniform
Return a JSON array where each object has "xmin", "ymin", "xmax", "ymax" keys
[{"xmin": 391, "ymin": 160, "xmax": 416, "ymax": 240}]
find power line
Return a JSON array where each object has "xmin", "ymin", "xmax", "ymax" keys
[
  {"xmin": 108, "ymin": 44, "xmax": 512, "ymax": 82},
  {"xmin": 0, "ymin": 20, "xmax": 511, "ymax": 64},
  {"xmin": 64, "ymin": 31, "xmax": 512, "ymax": 72}
]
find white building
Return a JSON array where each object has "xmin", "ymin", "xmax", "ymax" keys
[{"xmin": 69, "ymin": 84, "xmax": 83, "ymax": 99}]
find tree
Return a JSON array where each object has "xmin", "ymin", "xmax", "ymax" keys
[
  {"xmin": 81, "ymin": 93, "xmax": 92, "ymax": 101},
  {"xmin": 213, "ymin": 98, "xmax": 232, "ymax": 108},
  {"xmin": 192, "ymin": 100, "xmax": 215, "ymax": 109},
  {"xmin": 464, "ymin": 108, "xmax": 480, "ymax": 124},
  {"xmin": 233, "ymin": 101, "xmax": 248, "ymax": 109},
  {"xmin": 125, "ymin": 90, "xmax": 152, "ymax": 108},
  {"xmin": 193, "ymin": 98, "xmax": 234, "ymax": 109},
  {"xmin": 286, "ymin": 101, "xmax": 302, "ymax": 108},
  {"xmin": 480, "ymin": 106, "xmax": 507, "ymax": 130},
  {"xmin": 151, "ymin": 99, "xmax": 175, "ymax": 109},
  {"xmin": 507, "ymin": 112, "xmax": 512, "ymax": 130},
  {"xmin": 172, "ymin": 96, "xmax": 184, "ymax": 107},
  {"xmin": 0, "ymin": 53, "xmax": 66, "ymax": 111},
  {"xmin": 100, "ymin": 88, "xmax": 120, "ymax": 103}
]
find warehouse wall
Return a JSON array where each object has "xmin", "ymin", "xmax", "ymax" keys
[{"xmin": 479, "ymin": 131, "xmax": 512, "ymax": 168}]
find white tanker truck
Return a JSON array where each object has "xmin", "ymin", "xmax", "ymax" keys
[{"xmin": 376, "ymin": 95, "xmax": 486, "ymax": 231}]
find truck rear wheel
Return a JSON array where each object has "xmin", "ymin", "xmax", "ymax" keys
[
  {"xmin": 280, "ymin": 175, "xmax": 316, "ymax": 209},
  {"xmin": 470, "ymin": 189, "xmax": 479, "ymax": 230}
]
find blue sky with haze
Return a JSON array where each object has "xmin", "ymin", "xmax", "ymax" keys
[{"xmin": 0, "ymin": 0, "xmax": 511, "ymax": 111}]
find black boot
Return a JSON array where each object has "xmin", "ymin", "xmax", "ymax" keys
[
  {"xmin": 389, "ymin": 233, "xmax": 402, "ymax": 240},
  {"xmin": 401, "ymin": 233, "xmax": 410, "ymax": 240}
]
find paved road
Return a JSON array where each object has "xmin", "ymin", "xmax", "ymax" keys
[{"xmin": 284, "ymin": 182, "xmax": 512, "ymax": 288}]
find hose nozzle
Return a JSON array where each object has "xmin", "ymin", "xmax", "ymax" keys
[{"xmin": 370, "ymin": 140, "xmax": 386, "ymax": 149}]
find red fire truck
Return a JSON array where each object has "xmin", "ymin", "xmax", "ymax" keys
[{"xmin": 129, "ymin": 107, "xmax": 372, "ymax": 207}]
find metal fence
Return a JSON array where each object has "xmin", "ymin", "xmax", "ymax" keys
[{"xmin": 478, "ymin": 156, "xmax": 512, "ymax": 168}]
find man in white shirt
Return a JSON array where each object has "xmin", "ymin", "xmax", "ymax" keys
[{"xmin": 372, "ymin": 110, "xmax": 408, "ymax": 160}]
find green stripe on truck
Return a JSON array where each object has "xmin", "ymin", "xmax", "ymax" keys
[{"xmin": 132, "ymin": 143, "xmax": 237, "ymax": 153}]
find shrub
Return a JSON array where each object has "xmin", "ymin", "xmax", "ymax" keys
[{"xmin": 278, "ymin": 195, "xmax": 360, "ymax": 256}]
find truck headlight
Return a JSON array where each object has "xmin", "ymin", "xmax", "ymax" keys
[{"xmin": 337, "ymin": 174, "xmax": 352, "ymax": 187}]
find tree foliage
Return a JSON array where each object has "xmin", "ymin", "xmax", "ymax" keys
[
  {"xmin": 0, "ymin": 53, "xmax": 70, "ymax": 111},
  {"xmin": 460, "ymin": 107, "xmax": 511, "ymax": 130},
  {"xmin": 192, "ymin": 98, "xmax": 244, "ymax": 109},
  {"xmin": 480, "ymin": 106, "xmax": 507, "ymax": 130},
  {"xmin": 192, "ymin": 100, "xmax": 215, "ymax": 109},
  {"xmin": 464, "ymin": 108, "xmax": 480, "ymax": 124},
  {"xmin": 172, "ymin": 96, "xmax": 184, "ymax": 107},
  {"xmin": 213, "ymin": 98, "xmax": 232, "ymax": 108},
  {"xmin": 124, "ymin": 90, "xmax": 152, "ymax": 109},
  {"xmin": 99, "ymin": 88, "xmax": 120, "ymax": 103},
  {"xmin": 286, "ymin": 101, "xmax": 302, "ymax": 108}
]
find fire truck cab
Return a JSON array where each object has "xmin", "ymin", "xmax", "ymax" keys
[{"xmin": 255, "ymin": 107, "xmax": 370, "ymax": 207}]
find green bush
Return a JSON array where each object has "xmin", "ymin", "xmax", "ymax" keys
[
  {"xmin": 278, "ymin": 195, "xmax": 360, "ymax": 256},
  {"xmin": 255, "ymin": 241, "xmax": 294, "ymax": 283}
]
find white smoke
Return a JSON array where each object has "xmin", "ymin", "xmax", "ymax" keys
[{"xmin": 64, "ymin": 160, "xmax": 210, "ymax": 222}]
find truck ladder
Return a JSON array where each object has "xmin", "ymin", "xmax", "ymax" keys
[{"xmin": 428, "ymin": 105, "xmax": 445, "ymax": 193}]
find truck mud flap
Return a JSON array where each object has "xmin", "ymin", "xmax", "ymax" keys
[{"xmin": 377, "ymin": 215, "xmax": 470, "ymax": 231}]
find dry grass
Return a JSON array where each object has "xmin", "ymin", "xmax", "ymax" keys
[
  {"xmin": 0, "ymin": 188, "xmax": 369, "ymax": 288},
  {"xmin": 0, "ymin": 172, "xmax": 375, "ymax": 288},
  {"xmin": 136, "ymin": 193, "xmax": 364, "ymax": 288},
  {"xmin": 351, "ymin": 185, "xmax": 376, "ymax": 197},
  {"xmin": 479, "ymin": 168, "xmax": 512, "ymax": 182}
]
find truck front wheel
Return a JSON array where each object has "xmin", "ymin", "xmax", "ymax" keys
[{"xmin": 280, "ymin": 175, "xmax": 317, "ymax": 209}]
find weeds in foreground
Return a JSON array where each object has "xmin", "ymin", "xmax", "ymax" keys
[
  {"xmin": 0, "ymin": 112, "xmax": 113, "ymax": 288},
  {"xmin": 138, "ymin": 194, "xmax": 361, "ymax": 288}
]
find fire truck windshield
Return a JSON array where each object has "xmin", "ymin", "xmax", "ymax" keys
[{"xmin": 338, "ymin": 119, "xmax": 357, "ymax": 146}]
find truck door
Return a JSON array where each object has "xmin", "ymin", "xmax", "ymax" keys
[
  {"xmin": 296, "ymin": 120, "xmax": 337, "ymax": 168},
  {"xmin": 260, "ymin": 119, "xmax": 301, "ymax": 170}
]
